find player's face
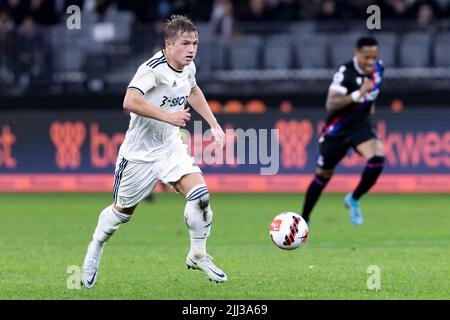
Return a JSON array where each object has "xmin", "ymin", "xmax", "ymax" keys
[
  {"xmin": 355, "ymin": 46, "xmax": 378, "ymax": 74},
  {"xmin": 166, "ymin": 31, "xmax": 198, "ymax": 68}
]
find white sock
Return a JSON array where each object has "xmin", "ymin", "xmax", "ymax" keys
[
  {"xmin": 190, "ymin": 238, "xmax": 207, "ymax": 260},
  {"xmin": 89, "ymin": 205, "xmax": 131, "ymax": 258},
  {"xmin": 185, "ymin": 184, "xmax": 212, "ymax": 259}
]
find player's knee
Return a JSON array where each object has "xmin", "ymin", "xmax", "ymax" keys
[
  {"xmin": 375, "ymin": 140, "xmax": 384, "ymax": 156},
  {"xmin": 316, "ymin": 168, "xmax": 334, "ymax": 179},
  {"xmin": 114, "ymin": 204, "xmax": 136, "ymax": 216}
]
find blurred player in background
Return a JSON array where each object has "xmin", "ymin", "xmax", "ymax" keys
[
  {"xmin": 301, "ymin": 36, "xmax": 385, "ymax": 226},
  {"xmin": 81, "ymin": 15, "xmax": 228, "ymax": 288}
]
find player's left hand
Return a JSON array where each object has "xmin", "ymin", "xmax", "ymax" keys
[{"xmin": 211, "ymin": 124, "xmax": 225, "ymax": 148}]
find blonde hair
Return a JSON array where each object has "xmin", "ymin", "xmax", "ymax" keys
[{"xmin": 164, "ymin": 15, "xmax": 198, "ymax": 42}]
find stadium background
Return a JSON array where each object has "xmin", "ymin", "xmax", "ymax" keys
[{"xmin": 1, "ymin": 0, "xmax": 449, "ymax": 193}]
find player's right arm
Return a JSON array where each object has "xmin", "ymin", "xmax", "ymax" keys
[
  {"xmin": 325, "ymin": 66, "xmax": 373, "ymax": 113},
  {"xmin": 123, "ymin": 89, "xmax": 191, "ymax": 127}
]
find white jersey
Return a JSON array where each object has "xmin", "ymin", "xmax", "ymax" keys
[{"xmin": 119, "ymin": 50, "xmax": 197, "ymax": 162}]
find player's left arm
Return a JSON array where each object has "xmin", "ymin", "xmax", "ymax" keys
[
  {"xmin": 188, "ymin": 85, "xmax": 225, "ymax": 148},
  {"xmin": 370, "ymin": 60, "xmax": 383, "ymax": 114}
]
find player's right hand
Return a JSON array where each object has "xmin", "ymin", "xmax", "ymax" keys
[
  {"xmin": 360, "ymin": 77, "xmax": 374, "ymax": 96},
  {"xmin": 211, "ymin": 124, "xmax": 225, "ymax": 148},
  {"xmin": 167, "ymin": 108, "xmax": 191, "ymax": 127}
]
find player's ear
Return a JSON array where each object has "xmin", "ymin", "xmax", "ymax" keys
[{"xmin": 165, "ymin": 36, "xmax": 175, "ymax": 48}]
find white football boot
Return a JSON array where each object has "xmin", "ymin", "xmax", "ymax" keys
[
  {"xmin": 186, "ymin": 254, "xmax": 228, "ymax": 283},
  {"xmin": 81, "ymin": 241, "xmax": 103, "ymax": 288}
]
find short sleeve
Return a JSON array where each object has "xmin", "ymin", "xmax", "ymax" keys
[
  {"xmin": 329, "ymin": 65, "xmax": 351, "ymax": 95},
  {"xmin": 127, "ymin": 66, "xmax": 157, "ymax": 95}
]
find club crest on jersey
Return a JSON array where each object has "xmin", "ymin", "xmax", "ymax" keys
[
  {"xmin": 172, "ymin": 80, "xmax": 177, "ymax": 87},
  {"xmin": 356, "ymin": 77, "xmax": 362, "ymax": 85}
]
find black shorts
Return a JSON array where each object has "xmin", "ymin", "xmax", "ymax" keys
[{"xmin": 317, "ymin": 126, "xmax": 378, "ymax": 170}]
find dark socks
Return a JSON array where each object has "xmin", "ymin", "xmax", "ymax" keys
[
  {"xmin": 352, "ymin": 156, "xmax": 385, "ymax": 200},
  {"xmin": 302, "ymin": 174, "xmax": 330, "ymax": 223}
]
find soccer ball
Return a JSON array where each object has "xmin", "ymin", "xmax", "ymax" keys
[{"xmin": 269, "ymin": 212, "xmax": 309, "ymax": 250}]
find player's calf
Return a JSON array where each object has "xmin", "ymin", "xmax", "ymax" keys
[
  {"xmin": 352, "ymin": 155, "xmax": 385, "ymax": 200},
  {"xmin": 302, "ymin": 171, "xmax": 332, "ymax": 224},
  {"xmin": 184, "ymin": 184, "xmax": 212, "ymax": 259},
  {"xmin": 184, "ymin": 184, "xmax": 227, "ymax": 283},
  {"xmin": 93, "ymin": 205, "xmax": 132, "ymax": 245},
  {"xmin": 81, "ymin": 205, "xmax": 132, "ymax": 288}
]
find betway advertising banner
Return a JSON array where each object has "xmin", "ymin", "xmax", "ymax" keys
[{"xmin": 0, "ymin": 108, "xmax": 449, "ymax": 192}]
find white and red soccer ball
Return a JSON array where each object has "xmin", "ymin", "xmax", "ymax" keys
[{"xmin": 269, "ymin": 212, "xmax": 309, "ymax": 250}]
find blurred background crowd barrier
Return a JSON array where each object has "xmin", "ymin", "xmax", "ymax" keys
[{"xmin": 1, "ymin": 0, "xmax": 449, "ymax": 96}]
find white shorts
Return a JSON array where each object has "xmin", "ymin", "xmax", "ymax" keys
[{"xmin": 112, "ymin": 143, "xmax": 202, "ymax": 208}]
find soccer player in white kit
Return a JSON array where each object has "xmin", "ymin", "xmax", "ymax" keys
[{"xmin": 81, "ymin": 15, "xmax": 227, "ymax": 287}]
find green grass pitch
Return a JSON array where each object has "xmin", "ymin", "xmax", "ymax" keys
[{"xmin": 0, "ymin": 192, "xmax": 448, "ymax": 300}]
